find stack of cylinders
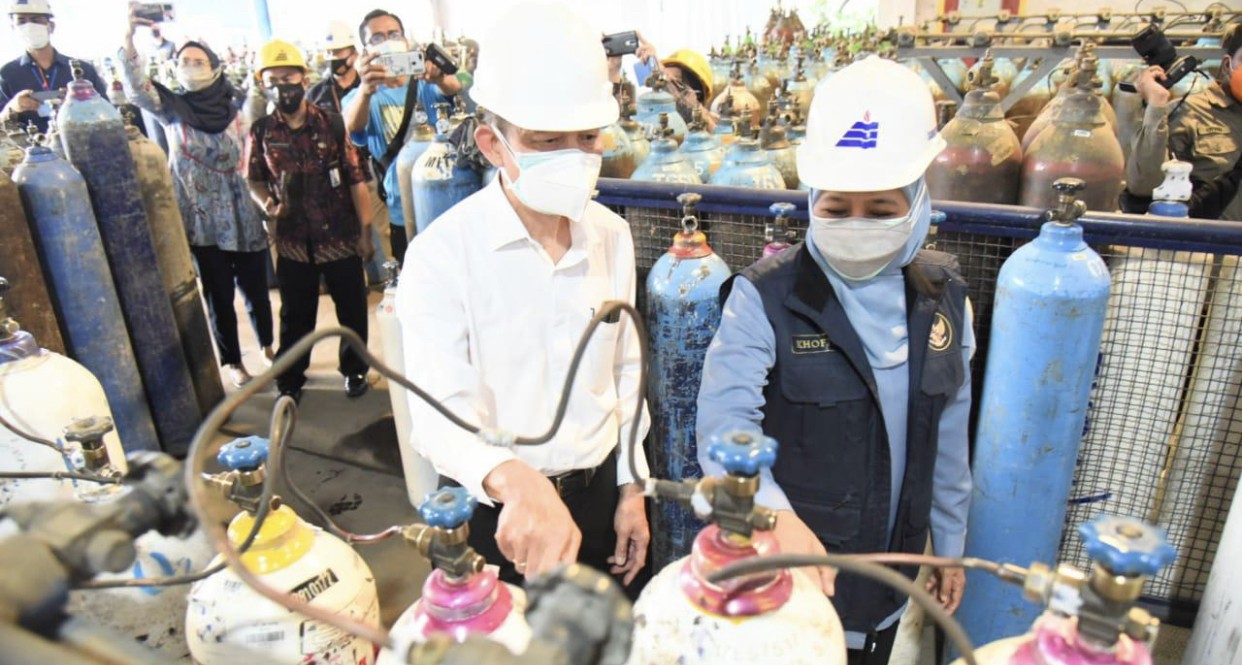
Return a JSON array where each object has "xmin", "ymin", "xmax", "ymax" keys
[
  {"xmin": 0, "ymin": 170, "xmax": 64, "ymax": 353},
  {"xmin": 1020, "ymin": 91, "xmax": 1124, "ymax": 212},
  {"xmin": 13, "ymin": 145, "xmax": 159, "ymax": 452},
  {"xmin": 125, "ymin": 125, "xmax": 224, "ymax": 415},
  {"xmin": 926, "ymin": 84, "xmax": 1022, "ymax": 204},
  {"xmin": 59, "ymin": 76, "xmax": 199, "ymax": 454}
]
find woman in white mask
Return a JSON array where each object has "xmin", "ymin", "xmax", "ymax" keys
[
  {"xmin": 121, "ymin": 8, "xmax": 274, "ymax": 389},
  {"xmin": 395, "ymin": 2, "xmax": 652, "ymax": 593},
  {"xmin": 697, "ymin": 55, "xmax": 975, "ymax": 665}
]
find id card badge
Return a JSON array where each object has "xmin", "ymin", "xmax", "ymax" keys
[{"xmin": 329, "ymin": 167, "xmax": 342, "ymax": 189}]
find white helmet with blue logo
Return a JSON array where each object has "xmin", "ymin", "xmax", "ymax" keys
[
  {"xmin": 796, "ymin": 55, "xmax": 945, "ymax": 193},
  {"xmin": 9, "ymin": 0, "xmax": 52, "ymax": 15},
  {"xmin": 320, "ymin": 20, "xmax": 356, "ymax": 54}
]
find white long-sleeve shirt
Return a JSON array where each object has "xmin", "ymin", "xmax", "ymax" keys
[{"xmin": 396, "ymin": 178, "xmax": 651, "ymax": 504}]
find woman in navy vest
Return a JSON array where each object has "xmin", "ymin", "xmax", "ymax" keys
[{"xmin": 696, "ymin": 56, "xmax": 974, "ymax": 665}]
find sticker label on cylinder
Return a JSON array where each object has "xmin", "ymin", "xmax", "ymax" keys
[{"xmin": 1072, "ymin": 129, "xmax": 1092, "ymax": 138}]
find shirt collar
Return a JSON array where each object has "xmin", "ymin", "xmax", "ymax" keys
[
  {"xmin": 271, "ymin": 102, "xmax": 321, "ymax": 130},
  {"xmin": 1206, "ymin": 81, "xmax": 1239, "ymax": 110},
  {"xmin": 481, "ymin": 176, "xmax": 596, "ymax": 267},
  {"xmin": 20, "ymin": 49, "xmax": 66, "ymax": 68}
]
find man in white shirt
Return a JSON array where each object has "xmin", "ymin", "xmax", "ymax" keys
[{"xmin": 395, "ymin": 1, "xmax": 650, "ymax": 588}]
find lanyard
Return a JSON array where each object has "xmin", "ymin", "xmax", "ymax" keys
[{"xmin": 29, "ymin": 62, "xmax": 59, "ymax": 91}]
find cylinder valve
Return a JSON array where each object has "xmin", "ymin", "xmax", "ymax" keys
[
  {"xmin": 64, "ymin": 416, "xmax": 117, "ymax": 475},
  {"xmin": 405, "ymin": 487, "xmax": 485, "ymax": 579}
]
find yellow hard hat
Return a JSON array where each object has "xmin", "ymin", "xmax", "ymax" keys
[
  {"xmin": 258, "ymin": 39, "xmax": 307, "ymax": 75},
  {"xmin": 662, "ymin": 49, "xmax": 713, "ymax": 103}
]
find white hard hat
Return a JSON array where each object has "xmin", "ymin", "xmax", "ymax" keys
[
  {"xmin": 797, "ymin": 56, "xmax": 946, "ymax": 192},
  {"xmin": 470, "ymin": 1, "xmax": 618, "ymax": 132},
  {"xmin": 9, "ymin": 0, "xmax": 52, "ymax": 15},
  {"xmin": 321, "ymin": 20, "xmax": 355, "ymax": 53}
]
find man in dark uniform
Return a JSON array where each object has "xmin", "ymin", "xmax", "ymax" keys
[
  {"xmin": 307, "ymin": 19, "xmax": 360, "ymax": 114},
  {"xmin": 0, "ymin": 0, "xmax": 106, "ymax": 133}
]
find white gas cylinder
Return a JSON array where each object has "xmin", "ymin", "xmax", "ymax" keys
[
  {"xmin": 185, "ymin": 506, "xmax": 380, "ymax": 664},
  {"xmin": 377, "ymin": 577, "xmax": 530, "ymax": 663},
  {"xmin": 0, "ymin": 335, "xmax": 127, "ymax": 508},
  {"xmin": 375, "ymin": 265, "xmax": 438, "ymax": 506},
  {"xmin": 628, "ymin": 528, "xmax": 847, "ymax": 665}
]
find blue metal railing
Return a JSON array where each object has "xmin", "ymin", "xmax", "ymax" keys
[{"xmin": 596, "ymin": 178, "xmax": 1242, "ymax": 255}]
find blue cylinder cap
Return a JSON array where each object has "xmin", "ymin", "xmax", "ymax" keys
[
  {"xmin": 1078, "ymin": 515, "xmax": 1176, "ymax": 577},
  {"xmin": 930, "ymin": 210, "xmax": 947, "ymax": 225},
  {"xmin": 420, "ymin": 487, "xmax": 477, "ymax": 529},
  {"xmin": 217, "ymin": 436, "xmax": 270, "ymax": 472},
  {"xmin": 769, "ymin": 202, "xmax": 795, "ymax": 217},
  {"xmin": 707, "ymin": 430, "xmax": 779, "ymax": 476}
]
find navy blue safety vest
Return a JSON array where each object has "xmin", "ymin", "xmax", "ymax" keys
[{"xmin": 724, "ymin": 244, "xmax": 968, "ymax": 633}]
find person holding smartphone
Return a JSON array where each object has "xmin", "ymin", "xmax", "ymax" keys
[
  {"xmin": 0, "ymin": 0, "xmax": 106, "ymax": 133},
  {"xmin": 397, "ymin": 2, "xmax": 650, "ymax": 593},
  {"xmin": 342, "ymin": 9, "xmax": 465, "ymax": 264},
  {"xmin": 119, "ymin": 3, "xmax": 275, "ymax": 389}
]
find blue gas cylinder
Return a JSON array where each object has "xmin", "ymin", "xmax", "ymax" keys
[
  {"xmin": 12, "ymin": 144, "xmax": 159, "ymax": 453},
  {"xmin": 958, "ymin": 178, "xmax": 1111, "ymax": 647},
  {"xmin": 411, "ymin": 122, "xmax": 483, "ymax": 235},
  {"xmin": 646, "ymin": 192, "xmax": 732, "ymax": 570},
  {"xmin": 396, "ymin": 105, "xmax": 437, "ymax": 238},
  {"xmin": 635, "ymin": 76, "xmax": 688, "ymax": 145},
  {"xmin": 710, "ymin": 129, "xmax": 786, "ymax": 190},
  {"xmin": 58, "ymin": 67, "xmax": 199, "ymax": 454},
  {"xmin": 632, "ymin": 113, "xmax": 700, "ymax": 185}
]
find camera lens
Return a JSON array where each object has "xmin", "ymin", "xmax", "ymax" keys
[{"xmin": 1131, "ymin": 25, "xmax": 1178, "ymax": 70}]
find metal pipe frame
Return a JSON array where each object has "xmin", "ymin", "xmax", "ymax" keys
[
  {"xmin": 930, "ymin": 9, "xmax": 1238, "ymax": 23},
  {"xmin": 896, "ymin": 45, "xmax": 1222, "ymax": 109},
  {"xmin": 595, "ymin": 179, "xmax": 1242, "ymax": 255}
]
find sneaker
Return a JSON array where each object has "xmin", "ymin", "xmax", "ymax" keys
[
  {"xmin": 262, "ymin": 346, "xmax": 276, "ymax": 368},
  {"xmin": 227, "ymin": 364, "xmax": 252, "ymax": 388},
  {"xmin": 345, "ymin": 374, "xmax": 369, "ymax": 398}
]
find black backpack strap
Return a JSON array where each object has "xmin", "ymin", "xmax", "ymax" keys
[{"xmin": 375, "ymin": 80, "xmax": 420, "ymax": 176}]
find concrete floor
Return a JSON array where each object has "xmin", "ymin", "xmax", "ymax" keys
[
  {"xmin": 220, "ymin": 284, "xmax": 1197, "ymax": 662},
  {"xmin": 220, "ymin": 284, "xmax": 428, "ymax": 629}
]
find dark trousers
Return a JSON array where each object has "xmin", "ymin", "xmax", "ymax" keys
[
  {"xmin": 846, "ymin": 622, "xmax": 900, "ymax": 665},
  {"xmin": 450, "ymin": 454, "xmax": 621, "ymax": 588},
  {"xmin": 389, "ymin": 223, "xmax": 408, "ymax": 267},
  {"xmin": 191, "ymin": 245, "xmax": 274, "ymax": 366},
  {"xmin": 275, "ymin": 254, "xmax": 369, "ymax": 392}
]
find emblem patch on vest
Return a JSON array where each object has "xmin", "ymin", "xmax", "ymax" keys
[
  {"xmin": 792, "ymin": 334, "xmax": 833, "ymax": 354},
  {"xmin": 929, "ymin": 312, "xmax": 953, "ymax": 352}
]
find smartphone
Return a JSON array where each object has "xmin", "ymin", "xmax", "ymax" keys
[
  {"xmin": 375, "ymin": 50, "xmax": 426, "ymax": 78},
  {"xmin": 134, "ymin": 3, "xmax": 175, "ymax": 23},
  {"xmin": 31, "ymin": 90, "xmax": 65, "ymax": 103},
  {"xmin": 424, "ymin": 43, "xmax": 459, "ymax": 76},
  {"xmin": 602, "ymin": 31, "xmax": 640, "ymax": 58}
]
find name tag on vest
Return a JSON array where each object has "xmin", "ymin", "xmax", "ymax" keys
[{"xmin": 792, "ymin": 334, "xmax": 833, "ymax": 355}]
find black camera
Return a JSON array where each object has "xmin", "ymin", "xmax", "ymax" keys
[{"xmin": 1130, "ymin": 24, "xmax": 1199, "ymax": 89}]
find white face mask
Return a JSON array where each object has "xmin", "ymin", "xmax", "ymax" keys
[
  {"xmin": 493, "ymin": 126, "xmax": 602, "ymax": 222},
  {"xmin": 370, "ymin": 38, "xmax": 409, "ymax": 56},
  {"xmin": 17, "ymin": 23, "xmax": 50, "ymax": 50},
  {"xmin": 176, "ymin": 64, "xmax": 217, "ymax": 92},
  {"xmin": 809, "ymin": 186, "xmax": 924, "ymax": 281}
]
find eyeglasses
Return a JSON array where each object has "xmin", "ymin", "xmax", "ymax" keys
[
  {"xmin": 14, "ymin": 15, "xmax": 51, "ymax": 25},
  {"xmin": 366, "ymin": 30, "xmax": 404, "ymax": 47}
]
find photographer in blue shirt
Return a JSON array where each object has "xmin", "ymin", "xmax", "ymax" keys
[{"xmin": 342, "ymin": 8, "xmax": 465, "ymax": 265}]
